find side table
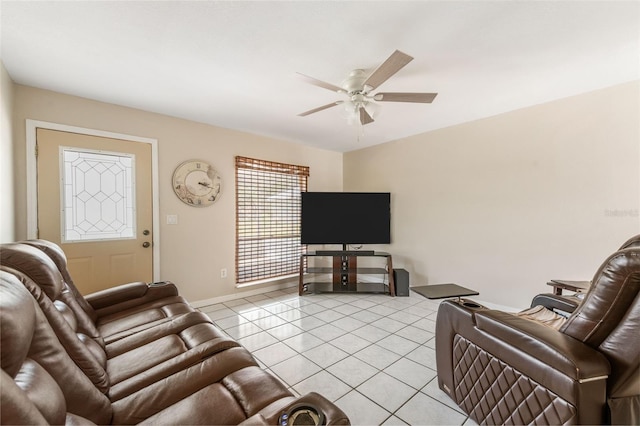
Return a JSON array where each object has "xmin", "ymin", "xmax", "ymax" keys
[
  {"xmin": 412, "ymin": 283, "xmax": 479, "ymax": 301},
  {"xmin": 547, "ymin": 280, "xmax": 591, "ymax": 295}
]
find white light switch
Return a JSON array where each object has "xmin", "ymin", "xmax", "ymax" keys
[{"xmin": 167, "ymin": 214, "xmax": 178, "ymax": 225}]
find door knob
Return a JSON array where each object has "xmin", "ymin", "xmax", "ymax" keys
[
  {"xmin": 142, "ymin": 242, "xmax": 151, "ymax": 248},
  {"xmin": 143, "ymin": 229, "xmax": 150, "ymax": 236}
]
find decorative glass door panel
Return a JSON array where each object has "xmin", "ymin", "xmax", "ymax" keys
[{"xmin": 61, "ymin": 147, "xmax": 136, "ymax": 242}]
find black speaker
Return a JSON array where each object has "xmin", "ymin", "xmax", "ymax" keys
[{"xmin": 393, "ymin": 269, "xmax": 410, "ymax": 297}]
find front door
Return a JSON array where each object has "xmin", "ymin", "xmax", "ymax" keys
[{"xmin": 36, "ymin": 128, "xmax": 153, "ymax": 294}]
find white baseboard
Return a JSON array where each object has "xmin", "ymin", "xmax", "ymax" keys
[{"xmin": 191, "ymin": 281, "xmax": 298, "ymax": 308}]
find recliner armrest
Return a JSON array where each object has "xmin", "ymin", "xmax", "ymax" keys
[
  {"xmin": 86, "ymin": 281, "xmax": 179, "ymax": 311},
  {"xmin": 475, "ymin": 310, "xmax": 609, "ymax": 381},
  {"xmin": 435, "ymin": 299, "xmax": 611, "ymax": 424},
  {"xmin": 239, "ymin": 392, "xmax": 351, "ymax": 426},
  {"xmin": 530, "ymin": 293, "xmax": 582, "ymax": 314}
]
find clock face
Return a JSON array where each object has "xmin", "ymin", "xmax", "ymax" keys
[{"xmin": 172, "ymin": 160, "xmax": 222, "ymax": 207}]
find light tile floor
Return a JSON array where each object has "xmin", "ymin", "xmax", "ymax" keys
[{"xmin": 199, "ymin": 287, "xmax": 477, "ymax": 425}]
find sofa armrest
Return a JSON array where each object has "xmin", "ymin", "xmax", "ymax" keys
[{"xmin": 85, "ymin": 281, "xmax": 178, "ymax": 311}]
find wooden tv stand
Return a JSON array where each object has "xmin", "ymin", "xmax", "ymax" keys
[{"xmin": 299, "ymin": 251, "xmax": 395, "ymax": 296}]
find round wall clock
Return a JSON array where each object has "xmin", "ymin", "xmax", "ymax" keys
[{"xmin": 172, "ymin": 159, "xmax": 222, "ymax": 207}]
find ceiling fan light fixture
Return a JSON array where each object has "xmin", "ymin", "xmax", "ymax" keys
[
  {"xmin": 342, "ymin": 100, "xmax": 359, "ymax": 124},
  {"xmin": 365, "ymin": 101, "xmax": 380, "ymax": 119},
  {"xmin": 341, "ymin": 96, "xmax": 380, "ymax": 128}
]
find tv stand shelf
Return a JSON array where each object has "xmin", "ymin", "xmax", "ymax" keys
[{"xmin": 299, "ymin": 251, "xmax": 395, "ymax": 296}]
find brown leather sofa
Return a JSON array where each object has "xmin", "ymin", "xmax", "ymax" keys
[
  {"xmin": 436, "ymin": 242, "xmax": 640, "ymax": 425},
  {"xmin": 0, "ymin": 240, "xmax": 350, "ymax": 425}
]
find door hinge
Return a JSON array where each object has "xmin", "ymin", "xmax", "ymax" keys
[{"xmin": 35, "ymin": 144, "xmax": 38, "ymax": 158}]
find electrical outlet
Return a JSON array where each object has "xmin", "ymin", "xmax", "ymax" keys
[{"xmin": 220, "ymin": 268, "xmax": 227, "ymax": 278}]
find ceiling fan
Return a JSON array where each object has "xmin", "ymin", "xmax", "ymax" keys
[{"xmin": 297, "ymin": 50, "xmax": 438, "ymax": 126}]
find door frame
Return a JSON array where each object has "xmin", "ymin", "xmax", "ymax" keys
[{"xmin": 25, "ymin": 119, "xmax": 161, "ymax": 281}]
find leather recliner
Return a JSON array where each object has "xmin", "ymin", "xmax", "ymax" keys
[
  {"xmin": 435, "ymin": 244, "xmax": 640, "ymax": 425},
  {"xmin": 0, "ymin": 240, "xmax": 350, "ymax": 425}
]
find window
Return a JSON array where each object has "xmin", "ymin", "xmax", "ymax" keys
[{"xmin": 235, "ymin": 156, "xmax": 309, "ymax": 284}]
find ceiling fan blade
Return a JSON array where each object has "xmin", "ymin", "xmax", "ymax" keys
[
  {"xmin": 297, "ymin": 72, "xmax": 344, "ymax": 93},
  {"xmin": 363, "ymin": 50, "xmax": 413, "ymax": 90},
  {"xmin": 374, "ymin": 92, "xmax": 438, "ymax": 103},
  {"xmin": 359, "ymin": 107, "xmax": 374, "ymax": 125},
  {"xmin": 298, "ymin": 101, "xmax": 343, "ymax": 117}
]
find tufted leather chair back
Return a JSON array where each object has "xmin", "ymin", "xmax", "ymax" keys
[
  {"xmin": 560, "ymin": 247, "xmax": 640, "ymax": 347},
  {"xmin": 0, "ymin": 243, "xmax": 102, "ymax": 340},
  {"xmin": 0, "ymin": 271, "xmax": 111, "ymax": 424},
  {"xmin": 0, "ymin": 243, "xmax": 110, "ymax": 393},
  {"xmin": 24, "ymin": 239, "xmax": 99, "ymax": 322},
  {"xmin": 559, "ymin": 246, "xmax": 640, "ymax": 423}
]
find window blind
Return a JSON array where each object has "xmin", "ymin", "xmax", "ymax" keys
[{"xmin": 235, "ymin": 156, "xmax": 309, "ymax": 284}]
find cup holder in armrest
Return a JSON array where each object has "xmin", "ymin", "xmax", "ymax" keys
[
  {"xmin": 279, "ymin": 403, "xmax": 325, "ymax": 426},
  {"xmin": 458, "ymin": 299, "xmax": 484, "ymax": 309},
  {"xmin": 149, "ymin": 281, "xmax": 171, "ymax": 287}
]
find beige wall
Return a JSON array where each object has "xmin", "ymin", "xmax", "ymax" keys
[
  {"xmin": 12, "ymin": 85, "xmax": 343, "ymax": 302},
  {"xmin": 9, "ymin": 81, "xmax": 639, "ymax": 307},
  {"xmin": 345, "ymin": 81, "xmax": 640, "ymax": 308},
  {"xmin": 1, "ymin": 62, "xmax": 15, "ymax": 243}
]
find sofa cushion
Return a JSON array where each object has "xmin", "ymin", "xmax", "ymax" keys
[
  {"xmin": 516, "ymin": 304, "xmax": 567, "ymax": 329},
  {"xmin": 96, "ymin": 296, "xmax": 195, "ymax": 340},
  {"xmin": 110, "ymin": 347, "xmax": 259, "ymax": 424}
]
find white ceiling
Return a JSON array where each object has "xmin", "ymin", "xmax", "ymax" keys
[{"xmin": 1, "ymin": 1, "xmax": 639, "ymax": 152}]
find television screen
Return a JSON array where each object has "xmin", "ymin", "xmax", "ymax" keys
[{"xmin": 301, "ymin": 192, "xmax": 391, "ymax": 245}]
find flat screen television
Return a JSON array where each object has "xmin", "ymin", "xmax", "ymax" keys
[{"xmin": 300, "ymin": 192, "xmax": 391, "ymax": 247}]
